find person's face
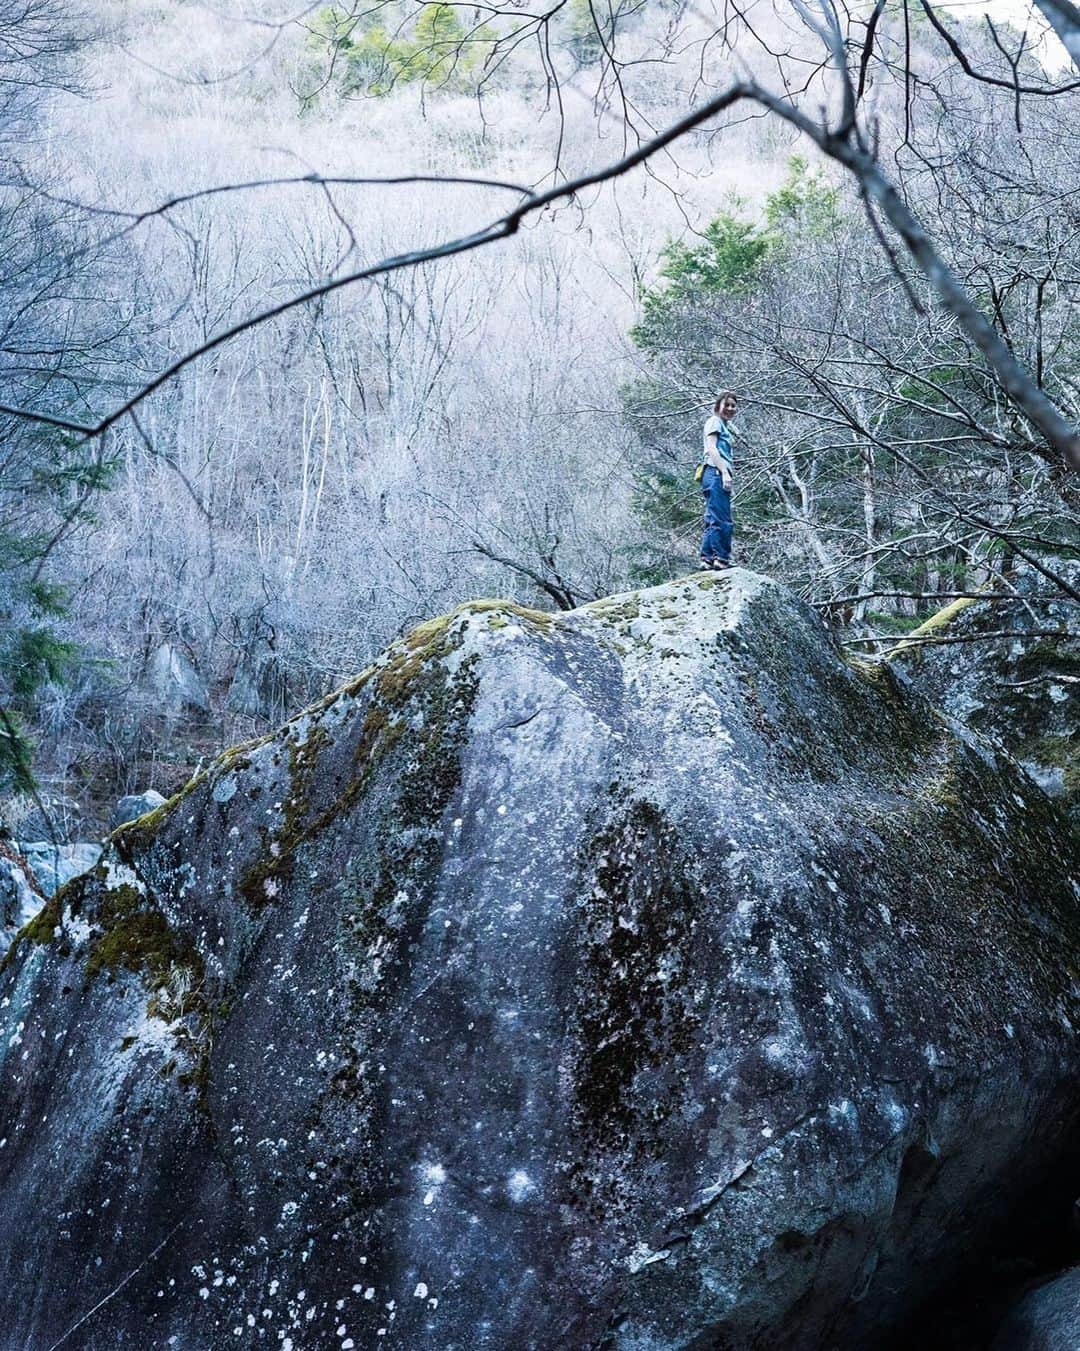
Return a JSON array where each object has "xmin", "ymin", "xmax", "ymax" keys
[{"xmin": 720, "ymin": 396, "xmax": 737, "ymax": 420}]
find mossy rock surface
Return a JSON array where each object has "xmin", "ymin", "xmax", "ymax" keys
[
  {"xmin": 892, "ymin": 562, "xmax": 1080, "ymax": 820},
  {"xmin": 0, "ymin": 570, "xmax": 1077, "ymax": 1350}
]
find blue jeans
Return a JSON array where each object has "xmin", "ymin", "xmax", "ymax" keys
[{"xmin": 700, "ymin": 465, "xmax": 732, "ymax": 562}]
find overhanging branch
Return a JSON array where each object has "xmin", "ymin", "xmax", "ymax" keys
[
  {"xmin": 1033, "ymin": 0, "xmax": 1080, "ymax": 66},
  {"xmin": 3, "ymin": 64, "xmax": 1077, "ymax": 473}
]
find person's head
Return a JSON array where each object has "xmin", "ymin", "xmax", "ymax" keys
[{"xmin": 714, "ymin": 390, "xmax": 738, "ymax": 420}]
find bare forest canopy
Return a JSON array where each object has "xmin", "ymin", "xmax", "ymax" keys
[{"xmin": 0, "ymin": 0, "xmax": 1077, "ymax": 833}]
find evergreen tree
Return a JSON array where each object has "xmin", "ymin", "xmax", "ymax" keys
[
  {"xmin": 0, "ymin": 3, "xmax": 114, "ymax": 798},
  {"xmin": 623, "ymin": 149, "xmax": 1073, "ymax": 619},
  {"xmin": 624, "ymin": 161, "xmax": 838, "ymax": 582}
]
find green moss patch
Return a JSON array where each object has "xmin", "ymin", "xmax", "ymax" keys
[
  {"xmin": 692, "ymin": 572, "xmax": 732, "ymax": 590},
  {"xmin": 84, "ymin": 880, "xmax": 215, "ymax": 1103},
  {"xmin": 459, "ymin": 597, "xmax": 554, "ymax": 625},
  {"xmin": 1027, "ymin": 732, "xmax": 1080, "ymax": 798},
  {"xmin": 583, "ymin": 593, "xmax": 642, "ymax": 625},
  {"xmin": 0, "ymin": 886, "xmax": 66, "ymax": 974},
  {"xmin": 884, "ymin": 594, "xmax": 983, "ymax": 660},
  {"xmin": 237, "ymin": 721, "xmax": 331, "ymax": 912},
  {"xmin": 86, "ymin": 904, "xmax": 176, "ymax": 981},
  {"xmin": 235, "ymin": 604, "xmax": 488, "ymax": 917},
  {"xmin": 82, "ymin": 882, "xmax": 204, "ymax": 998}
]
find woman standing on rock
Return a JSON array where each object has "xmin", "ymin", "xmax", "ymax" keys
[{"xmin": 699, "ymin": 391, "xmax": 736, "ymax": 571}]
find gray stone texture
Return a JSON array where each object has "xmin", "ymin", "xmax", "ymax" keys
[
  {"xmin": 110, "ymin": 789, "xmax": 168, "ymax": 831},
  {"xmin": 994, "ymin": 1267, "xmax": 1080, "ymax": 1350}
]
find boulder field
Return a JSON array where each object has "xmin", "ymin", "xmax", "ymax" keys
[{"xmin": 0, "ymin": 570, "xmax": 1077, "ymax": 1350}]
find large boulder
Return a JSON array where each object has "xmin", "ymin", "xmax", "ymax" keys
[
  {"xmin": 226, "ymin": 646, "xmax": 290, "ymax": 721},
  {"xmin": 993, "ymin": 1267, "xmax": 1080, "ymax": 1349},
  {"xmin": 147, "ymin": 640, "xmax": 210, "ymax": 715},
  {"xmin": 17, "ymin": 838, "xmax": 103, "ymax": 898},
  {"xmin": 0, "ymin": 571, "xmax": 1077, "ymax": 1350},
  {"xmin": 110, "ymin": 789, "xmax": 168, "ymax": 831},
  {"xmin": 892, "ymin": 563, "xmax": 1079, "ymax": 819}
]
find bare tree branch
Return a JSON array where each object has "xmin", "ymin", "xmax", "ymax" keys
[
  {"xmin": 1033, "ymin": 0, "xmax": 1080, "ymax": 67},
  {"xmin": 920, "ymin": 1, "xmax": 1080, "ymax": 96},
  {"xmin": 1, "ymin": 27, "xmax": 1076, "ymax": 477}
]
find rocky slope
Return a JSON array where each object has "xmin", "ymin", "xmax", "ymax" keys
[{"xmin": 0, "ymin": 570, "xmax": 1077, "ymax": 1350}]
